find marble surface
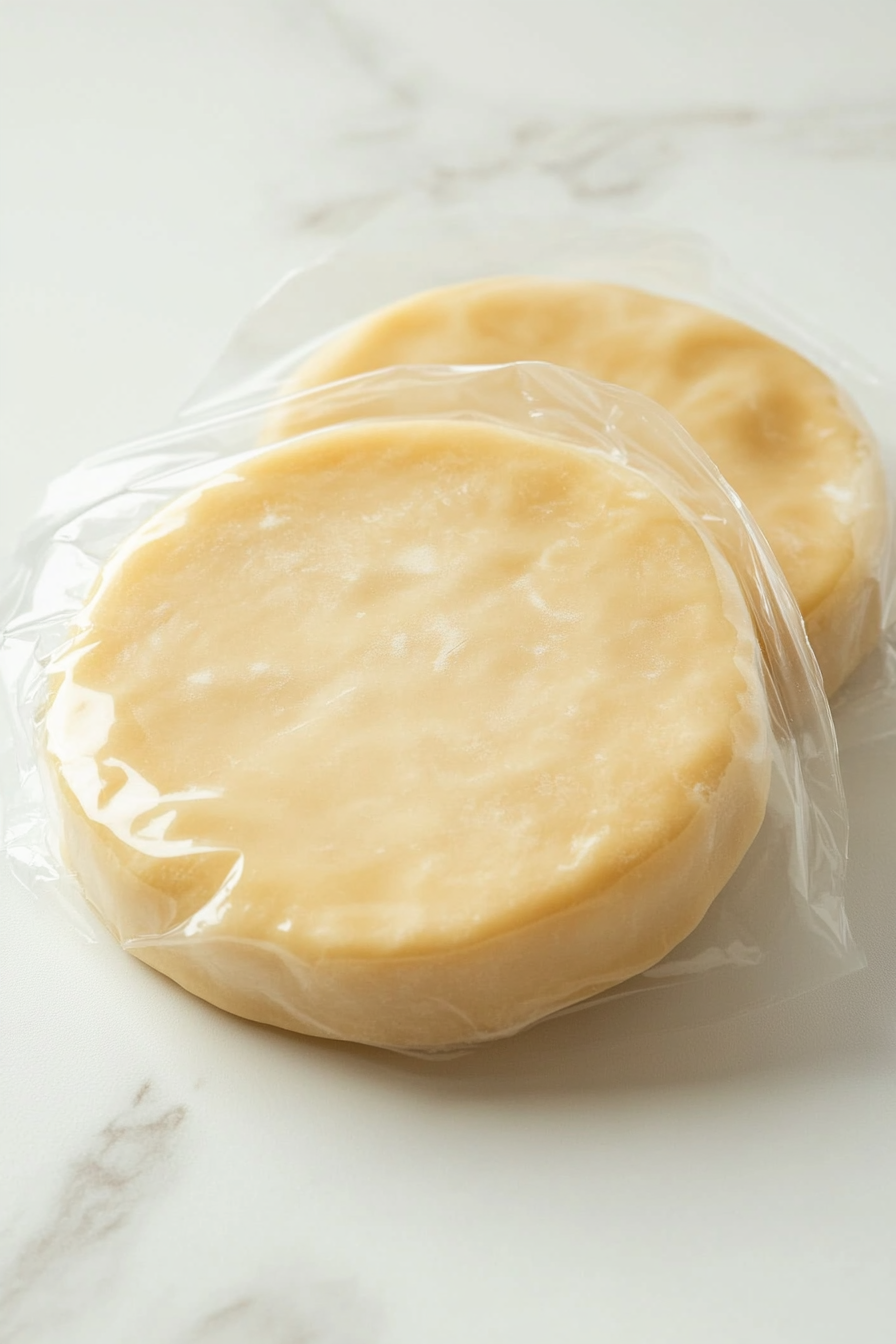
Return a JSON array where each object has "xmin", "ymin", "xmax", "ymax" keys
[{"xmin": 1, "ymin": 3, "xmax": 895, "ymax": 1341}]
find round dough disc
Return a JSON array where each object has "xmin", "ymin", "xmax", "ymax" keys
[
  {"xmin": 275, "ymin": 277, "xmax": 888, "ymax": 694},
  {"xmin": 46, "ymin": 419, "xmax": 770, "ymax": 1050}
]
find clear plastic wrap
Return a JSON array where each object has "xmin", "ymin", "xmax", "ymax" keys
[{"xmin": 0, "ymin": 361, "xmax": 859, "ymax": 1052}]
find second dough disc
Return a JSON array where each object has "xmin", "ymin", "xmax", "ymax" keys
[{"xmin": 273, "ymin": 277, "xmax": 888, "ymax": 693}]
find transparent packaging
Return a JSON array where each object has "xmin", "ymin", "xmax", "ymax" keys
[{"xmin": 0, "ymin": 361, "xmax": 859, "ymax": 1052}]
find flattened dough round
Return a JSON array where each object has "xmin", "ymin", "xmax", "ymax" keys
[
  {"xmin": 46, "ymin": 419, "xmax": 770, "ymax": 1049},
  {"xmin": 275, "ymin": 277, "xmax": 888, "ymax": 693}
]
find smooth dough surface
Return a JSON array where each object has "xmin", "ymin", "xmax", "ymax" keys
[
  {"xmin": 274, "ymin": 277, "xmax": 888, "ymax": 693},
  {"xmin": 46, "ymin": 420, "xmax": 770, "ymax": 1049}
]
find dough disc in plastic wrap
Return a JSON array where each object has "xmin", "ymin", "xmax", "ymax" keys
[
  {"xmin": 44, "ymin": 419, "xmax": 771, "ymax": 1049},
  {"xmin": 273, "ymin": 277, "xmax": 888, "ymax": 694}
]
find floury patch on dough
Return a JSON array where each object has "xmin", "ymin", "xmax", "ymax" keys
[
  {"xmin": 45, "ymin": 420, "xmax": 771, "ymax": 1050},
  {"xmin": 272, "ymin": 277, "xmax": 889, "ymax": 694}
]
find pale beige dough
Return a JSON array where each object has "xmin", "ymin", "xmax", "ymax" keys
[
  {"xmin": 272, "ymin": 277, "xmax": 888, "ymax": 693},
  {"xmin": 45, "ymin": 419, "xmax": 770, "ymax": 1050}
]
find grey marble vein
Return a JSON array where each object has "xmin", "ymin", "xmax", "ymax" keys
[
  {"xmin": 297, "ymin": 190, "xmax": 397, "ymax": 235},
  {"xmin": 427, "ymin": 101, "xmax": 896, "ymax": 203},
  {"xmin": 294, "ymin": 0, "xmax": 420, "ymax": 110},
  {"xmin": 181, "ymin": 1282, "xmax": 382, "ymax": 1344},
  {"xmin": 288, "ymin": 98, "xmax": 896, "ymax": 245},
  {"xmin": 771, "ymin": 101, "xmax": 896, "ymax": 159},
  {"xmin": 0, "ymin": 1082, "xmax": 187, "ymax": 1343},
  {"xmin": 273, "ymin": 0, "xmax": 896, "ymax": 239}
]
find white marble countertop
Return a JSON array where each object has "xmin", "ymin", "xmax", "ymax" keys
[{"xmin": 1, "ymin": 3, "xmax": 895, "ymax": 1341}]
